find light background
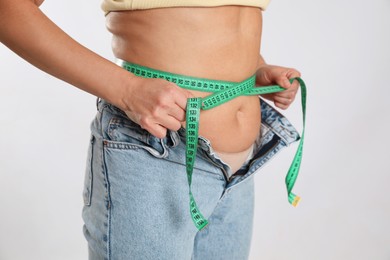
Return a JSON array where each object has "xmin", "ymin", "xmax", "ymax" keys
[{"xmin": 1, "ymin": 0, "xmax": 389, "ymax": 259}]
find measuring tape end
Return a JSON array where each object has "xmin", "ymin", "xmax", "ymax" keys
[
  {"xmin": 288, "ymin": 192, "xmax": 301, "ymax": 207},
  {"xmin": 291, "ymin": 195, "xmax": 301, "ymax": 207}
]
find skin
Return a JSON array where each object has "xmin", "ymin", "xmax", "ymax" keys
[{"xmin": 0, "ymin": 0, "xmax": 300, "ymax": 171}]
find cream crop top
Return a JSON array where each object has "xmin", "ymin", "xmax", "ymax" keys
[{"xmin": 102, "ymin": 0, "xmax": 270, "ymax": 13}]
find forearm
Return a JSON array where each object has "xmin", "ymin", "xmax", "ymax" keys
[{"xmin": 0, "ymin": 0, "xmax": 133, "ymax": 110}]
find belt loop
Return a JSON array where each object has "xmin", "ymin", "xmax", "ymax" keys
[
  {"xmin": 168, "ymin": 130, "xmax": 180, "ymax": 148},
  {"xmin": 96, "ymin": 97, "xmax": 101, "ymax": 111}
]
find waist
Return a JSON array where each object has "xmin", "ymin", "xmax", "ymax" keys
[{"xmin": 119, "ymin": 60, "xmax": 261, "ymax": 153}]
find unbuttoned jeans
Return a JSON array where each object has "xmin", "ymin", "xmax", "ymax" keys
[{"xmin": 82, "ymin": 98, "xmax": 299, "ymax": 260}]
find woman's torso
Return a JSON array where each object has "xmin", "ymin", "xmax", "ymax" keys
[{"xmin": 106, "ymin": 6, "xmax": 262, "ymax": 157}]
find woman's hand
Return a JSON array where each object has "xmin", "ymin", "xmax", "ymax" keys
[
  {"xmin": 122, "ymin": 77, "xmax": 193, "ymax": 139},
  {"xmin": 255, "ymin": 64, "xmax": 301, "ymax": 110}
]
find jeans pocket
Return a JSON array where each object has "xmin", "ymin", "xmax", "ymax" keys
[
  {"xmin": 83, "ymin": 135, "xmax": 95, "ymax": 206},
  {"xmin": 104, "ymin": 115, "xmax": 168, "ymax": 158}
]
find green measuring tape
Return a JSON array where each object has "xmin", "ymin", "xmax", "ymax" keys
[{"xmin": 119, "ymin": 60, "xmax": 307, "ymax": 231}]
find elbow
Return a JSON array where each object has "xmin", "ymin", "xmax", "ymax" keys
[
  {"xmin": 0, "ymin": 0, "xmax": 44, "ymax": 11},
  {"xmin": 34, "ymin": 0, "xmax": 45, "ymax": 7}
]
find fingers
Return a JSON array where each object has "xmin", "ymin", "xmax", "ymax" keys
[
  {"xmin": 273, "ymin": 95, "xmax": 295, "ymax": 110},
  {"xmin": 275, "ymin": 68, "xmax": 301, "ymax": 109},
  {"xmin": 171, "ymin": 86, "xmax": 193, "ymax": 122},
  {"xmin": 125, "ymin": 79, "xmax": 193, "ymax": 138},
  {"xmin": 174, "ymin": 86, "xmax": 194, "ymax": 110},
  {"xmin": 155, "ymin": 83, "xmax": 187, "ymax": 121},
  {"xmin": 273, "ymin": 82, "xmax": 299, "ymax": 109},
  {"xmin": 275, "ymin": 68, "xmax": 301, "ymax": 90},
  {"xmin": 144, "ymin": 123, "xmax": 168, "ymax": 139},
  {"xmin": 167, "ymin": 105, "xmax": 186, "ymax": 122},
  {"xmin": 140, "ymin": 114, "xmax": 182, "ymax": 139},
  {"xmin": 256, "ymin": 65, "xmax": 302, "ymax": 110}
]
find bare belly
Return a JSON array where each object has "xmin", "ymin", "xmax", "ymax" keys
[{"xmin": 106, "ymin": 6, "xmax": 262, "ymax": 172}]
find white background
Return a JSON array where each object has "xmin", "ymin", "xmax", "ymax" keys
[{"xmin": 1, "ymin": 0, "xmax": 389, "ymax": 259}]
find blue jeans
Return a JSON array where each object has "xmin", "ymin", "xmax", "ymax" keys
[{"xmin": 82, "ymin": 98, "xmax": 299, "ymax": 260}]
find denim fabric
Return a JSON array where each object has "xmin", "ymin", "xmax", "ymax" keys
[{"xmin": 82, "ymin": 98, "xmax": 299, "ymax": 260}]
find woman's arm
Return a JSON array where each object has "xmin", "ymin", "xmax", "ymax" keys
[
  {"xmin": 0, "ymin": 0, "xmax": 191, "ymax": 138},
  {"xmin": 0, "ymin": 0, "xmax": 133, "ymax": 109}
]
